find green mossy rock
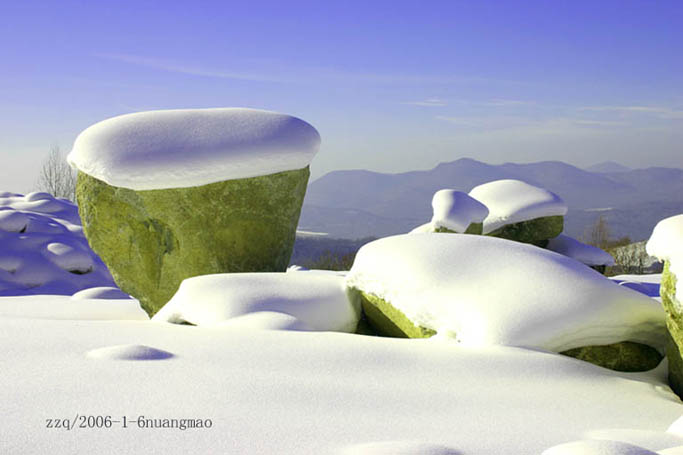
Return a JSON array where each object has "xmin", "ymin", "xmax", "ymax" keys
[
  {"xmin": 434, "ymin": 222, "xmax": 483, "ymax": 235},
  {"xmin": 561, "ymin": 341, "xmax": 663, "ymax": 372},
  {"xmin": 659, "ymin": 261, "xmax": 683, "ymax": 396},
  {"xmin": 355, "ymin": 289, "xmax": 661, "ymax": 373},
  {"xmin": 76, "ymin": 168, "xmax": 310, "ymax": 316},
  {"xmin": 355, "ymin": 290, "xmax": 436, "ymax": 338},
  {"xmin": 486, "ymin": 215, "xmax": 563, "ymax": 245}
]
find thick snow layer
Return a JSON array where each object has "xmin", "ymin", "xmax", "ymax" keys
[
  {"xmin": 67, "ymin": 108, "xmax": 321, "ymax": 190},
  {"xmin": 0, "ymin": 192, "xmax": 117, "ymax": 295},
  {"xmin": 468, "ymin": 179, "xmax": 568, "ymax": 234},
  {"xmin": 430, "ymin": 189, "xmax": 488, "ymax": 233},
  {"xmin": 346, "ymin": 234, "xmax": 665, "ymax": 351},
  {"xmin": 548, "ymin": 234, "xmax": 616, "ymax": 266},
  {"xmin": 153, "ymin": 273, "xmax": 359, "ymax": 332},
  {"xmin": 647, "ymin": 214, "xmax": 683, "ymax": 302},
  {"xmin": 1, "ymin": 314, "xmax": 681, "ymax": 454}
]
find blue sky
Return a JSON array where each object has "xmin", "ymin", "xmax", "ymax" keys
[{"xmin": 1, "ymin": 0, "xmax": 681, "ymax": 192}]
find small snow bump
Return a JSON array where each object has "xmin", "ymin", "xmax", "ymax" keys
[{"xmin": 86, "ymin": 344, "xmax": 175, "ymax": 361}]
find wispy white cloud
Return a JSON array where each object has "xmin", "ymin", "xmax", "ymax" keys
[
  {"xmin": 436, "ymin": 115, "xmax": 629, "ymax": 132},
  {"xmin": 94, "ymin": 53, "xmax": 283, "ymax": 82},
  {"xmin": 94, "ymin": 52, "xmax": 522, "ymax": 86},
  {"xmin": 578, "ymin": 105, "xmax": 683, "ymax": 119},
  {"xmin": 402, "ymin": 98, "xmax": 447, "ymax": 107}
]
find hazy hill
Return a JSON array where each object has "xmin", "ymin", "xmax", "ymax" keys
[
  {"xmin": 299, "ymin": 158, "xmax": 683, "ymax": 241},
  {"xmin": 584, "ymin": 161, "xmax": 632, "ymax": 173}
]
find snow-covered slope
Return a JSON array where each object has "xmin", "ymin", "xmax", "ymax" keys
[
  {"xmin": 67, "ymin": 108, "xmax": 320, "ymax": 190},
  {"xmin": 0, "ymin": 191, "xmax": 117, "ymax": 295},
  {"xmin": 346, "ymin": 234, "xmax": 664, "ymax": 351}
]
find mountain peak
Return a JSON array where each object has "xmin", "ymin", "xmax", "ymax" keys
[{"xmin": 585, "ymin": 161, "xmax": 631, "ymax": 173}]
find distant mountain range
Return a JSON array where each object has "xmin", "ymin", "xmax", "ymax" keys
[{"xmin": 298, "ymin": 158, "xmax": 683, "ymax": 241}]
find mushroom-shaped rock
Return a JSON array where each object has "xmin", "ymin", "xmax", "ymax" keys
[
  {"xmin": 69, "ymin": 108, "xmax": 320, "ymax": 316},
  {"xmin": 469, "ymin": 179, "xmax": 567, "ymax": 245},
  {"xmin": 345, "ymin": 234, "xmax": 665, "ymax": 371},
  {"xmin": 430, "ymin": 189, "xmax": 488, "ymax": 234},
  {"xmin": 547, "ymin": 234, "xmax": 615, "ymax": 274},
  {"xmin": 646, "ymin": 214, "xmax": 683, "ymax": 396}
]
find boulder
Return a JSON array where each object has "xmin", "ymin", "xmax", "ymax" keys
[
  {"xmin": 469, "ymin": 179, "xmax": 567, "ymax": 245},
  {"xmin": 69, "ymin": 108, "xmax": 320, "ymax": 316},
  {"xmin": 76, "ymin": 168, "xmax": 309, "ymax": 316},
  {"xmin": 430, "ymin": 189, "xmax": 488, "ymax": 235},
  {"xmin": 560, "ymin": 341, "xmax": 662, "ymax": 372},
  {"xmin": 646, "ymin": 214, "xmax": 683, "ymax": 395},
  {"xmin": 345, "ymin": 234, "xmax": 666, "ymax": 372}
]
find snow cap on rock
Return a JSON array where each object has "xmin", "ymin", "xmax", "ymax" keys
[
  {"xmin": 469, "ymin": 179, "xmax": 567, "ymax": 234},
  {"xmin": 431, "ymin": 189, "xmax": 488, "ymax": 233},
  {"xmin": 68, "ymin": 108, "xmax": 321, "ymax": 191},
  {"xmin": 547, "ymin": 234, "xmax": 615, "ymax": 266},
  {"xmin": 345, "ymin": 233, "xmax": 664, "ymax": 352},
  {"xmin": 647, "ymin": 214, "xmax": 683, "ymax": 300}
]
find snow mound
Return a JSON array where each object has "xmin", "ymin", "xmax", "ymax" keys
[
  {"xmin": 337, "ymin": 441, "xmax": 460, "ymax": 454},
  {"xmin": 548, "ymin": 234, "xmax": 615, "ymax": 266},
  {"xmin": 153, "ymin": 273, "xmax": 359, "ymax": 332},
  {"xmin": 469, "ymin": 179, "xmax": 568, "ymax": 234},
  {"xmin": 86, "ymin": 344, "xmax": 174, "ymax": 360},
  {"xmin": 0, "ymin": 295, "xmax": 147, "ymax": 320},
  {"xmin": 0, "ymin": 192, "xmax": 116, "ymax": 295},
  {"xmin": 542, "ymin": 440, "xmax": 657, "ymax": 455},
  {"xmin": 647, "ymin": 214, "xmax": 683, "ymax": 301},
  {"xmin": 345, "ymin": 234, "xmax": 665, "ymax": 351},
  {"xmin": 71, "ymin": 287, "xmax": 132, "ymax": 300},
  {"xmin": 67, "ymin": 108, "xmax": 321, "ymax": 190},
  {"xmin": 430, "ymin": 189, "xmax": 488, "ymax": 233}
]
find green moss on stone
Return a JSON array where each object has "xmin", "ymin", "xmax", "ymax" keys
[
  {"xmin": 355, "ymin": 290, "xmax": 436, "ymax": 339},
  {"xmin": 434, "ymin": 222, "xmax": 483, "ymax": 235},
  {"xmin": 560, "ymin": 341, "xmax": 663, "ymax": 372},
  {"xmin": 486, "ymin": 215, "xmax": 564, "ymax": 245},
  {"xmin": 76, "ymin": 167, "xmax": 310, "ymax": 316},
  {"xmin": 659, "ymin": 261, "xmax": 683, "ymax": 397}
]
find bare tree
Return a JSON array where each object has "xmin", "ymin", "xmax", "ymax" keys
[
  {"xmin": 583, "ymin": 215, "xmax": 611, "ymax": 250},
  {"xmin": 35, "ymin": 145, "xmax": 77, "ymax": 201}
]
